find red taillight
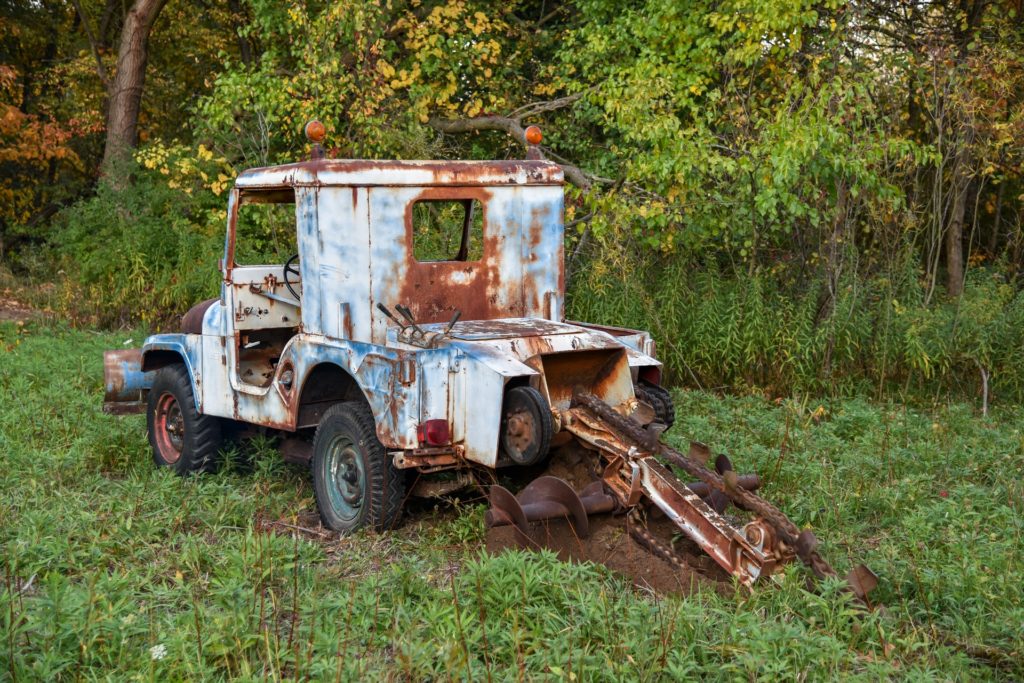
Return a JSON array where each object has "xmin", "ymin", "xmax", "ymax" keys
[{"xmin": 417, "ymin": 419, "xmax": 450, "ymax": 446}]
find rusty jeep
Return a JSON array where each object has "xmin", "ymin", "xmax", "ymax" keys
[{"xmin": 103, "ymin": 124, "xmax": 875, "ymax": 595}]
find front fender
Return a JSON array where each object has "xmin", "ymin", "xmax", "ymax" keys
[{"xmin": 141, "ymin": 334, "xmax": 203, "ymax": 410}]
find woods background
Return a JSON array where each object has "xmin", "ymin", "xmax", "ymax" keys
[{"xmin": 3, "ymin": 0, "xmax": 1024, "ymax": 403}]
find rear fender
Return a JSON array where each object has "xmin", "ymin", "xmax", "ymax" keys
[{"xmin": 142, "ymin": 336, "xmax": 201, "ymax": 410}]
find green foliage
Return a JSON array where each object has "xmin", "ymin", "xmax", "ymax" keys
[
  {"xmin": 51, "ymin": 156, "xmax": 225, "ymax": 327},
  {"xmin": 2, "ymin": 321, "xmax": 1021, "ymax": 678},
  {"xmin": 412, "ymin": 199, "xmax": 484, "ymax": 262},
  {"xmin": 13, "ymin": 0, "xmax": 1024, "ymax": 402},
  {"xmin": 570, "ymin": 245, "xmax": 1024, "ymax": 403}
]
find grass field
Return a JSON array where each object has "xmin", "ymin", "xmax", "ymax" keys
[{"xmin": 1, "ymin": 319, "xmax": 1022, "ymax": 680}]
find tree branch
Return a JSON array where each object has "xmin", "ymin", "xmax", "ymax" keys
[
  {"xmin": 428, "ymin": 114, "xmax": 527, "ymax": 145},
  {"xmin": 71, "ymin": 0, "xmax": 111, "ymax": 88},
  {"xmin": 505, "ymin": 90, "xmax": 590, "ymax": 120},
  {"xmin": 428, "ymin": 114, "xmax": 602, "ymax": 190}
]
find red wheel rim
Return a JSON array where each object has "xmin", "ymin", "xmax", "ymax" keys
[{"xmin": 154, "ymin": 392, "xmax": 184, "ymax": 463}]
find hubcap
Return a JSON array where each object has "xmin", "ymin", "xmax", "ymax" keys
[
  {"xmin": 155, "ymin": 392, "xmax": 184, "ymax": 463},
  {"xmin": 505, "ymin": 409, "xmax": 536, "ymax": 456},
  {"xmin": 324, "ymin": 435, "xmax": 365, "ymax": 522}
]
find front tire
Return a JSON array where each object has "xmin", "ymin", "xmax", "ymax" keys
[
  {"xmin": 311, "ymin": 402, "xmax": 404, "ymax": 533},
  {"xmin": 147, "ymin": 364, "xmax": 223, "ymax": 474}
]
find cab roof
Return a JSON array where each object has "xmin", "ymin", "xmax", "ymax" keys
[{"xmin": 235, "ymin": 159, "xmax": 564, "ymax": 189}]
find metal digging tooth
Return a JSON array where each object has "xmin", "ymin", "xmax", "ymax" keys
[
  {"xmin": 688, "ymin": 441, "xmax": 711, "ymax": 466},
  {"xmin": 705, "ymin": 453, "xmax": 735, "ymax": 514}
]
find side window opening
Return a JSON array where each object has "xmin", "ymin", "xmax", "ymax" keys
[
  {"xmin": 233, "ymin": 189, "xmax": 297, "ymax": 265},
  {"xmin": 412, "ymin": 199, "xmax": 484, "ymax": 262}
]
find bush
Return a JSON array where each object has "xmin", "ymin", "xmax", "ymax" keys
[{"xmin": 52, "ymin": 152, "xmax": 228, "ymax": 328}]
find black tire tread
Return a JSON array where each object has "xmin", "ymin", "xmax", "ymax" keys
[
  {"xmin": 147, "ymin": 363, "xmax": 223, "ymax": 475},
  {"xmin": 311, "ymin": 402, "xmax": 404, "ymax": 533}
]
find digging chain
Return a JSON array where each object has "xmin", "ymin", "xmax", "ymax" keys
[
  {"xmin": 626, "ymin": 507, "xmax": 692, "ymax": 572},
  {"xmin": 573, "ymin": 391, "xmax": 840, "ymax": 584}
]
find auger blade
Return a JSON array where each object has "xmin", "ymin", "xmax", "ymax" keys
[
  {"xmin": 517, "ymin": 476, "xmax": 590, "ymax": 538},
  {"xmin": 485, "ymin": 484, "xmax": 534, "ymax": 549},
  {"xmin": 485, "ymin": 476, "xmax": 617, "ymax": 549}
]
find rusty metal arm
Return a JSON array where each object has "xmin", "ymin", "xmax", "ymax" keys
[{"xmin": 562, "ymin": 406, "xmax": 785, "ymax": 585}]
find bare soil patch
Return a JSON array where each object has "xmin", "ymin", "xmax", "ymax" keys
[
  {"xmin": 0, "ymin": 288, "xmax": 40, "ymax": 323},
  {"xmin": 484, "ymin": 445, "xmax": 733, "ymax": 597}
]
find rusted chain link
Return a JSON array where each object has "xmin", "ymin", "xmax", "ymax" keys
[
  {"xmin": 626, "ymin": 507, "xmax": 692, "ymax": 572},
  {"xmin": 573, "ymin": 391, "xmax": 842, "ymax": 585}
]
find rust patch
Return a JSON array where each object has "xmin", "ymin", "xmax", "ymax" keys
[
  {"xmin": 181, "ymin": 298, "xmax": 216, "ymax": 335},
  {"xmin": 395, "ymin": 186, "xmax": 528, "ymax": 324},
  {"xmin": 539, "ymin": 349, "xmax": 625, "ymax": 409}
]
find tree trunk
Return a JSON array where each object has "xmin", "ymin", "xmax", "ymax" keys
[
  {"xmin": 946, "ymin": 134, "xmax": 973, "ymax": 297},
  {"xmin": 101, "ymin": 0, "xmax": 169, "ymax": 171},
  {"xmin": 944, "ymin": 0, "xmax": 986, "ymax": 298},
  {"xmin": 227, "ymin": 0, "xmax": 256, "ymax": 67}
]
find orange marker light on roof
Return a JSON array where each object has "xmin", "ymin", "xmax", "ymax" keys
[
  {"xmin": 525, "ymin": 125, "xmax": 542, "ymax": 145},
  {"xmin": 305, "ymin": 120, "xmax": 326, "ymax": 143}
]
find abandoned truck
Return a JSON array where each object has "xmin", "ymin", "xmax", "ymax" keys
[{"xmin": 103, "ymin": 124, "xmax": 874, "ymax": 595}]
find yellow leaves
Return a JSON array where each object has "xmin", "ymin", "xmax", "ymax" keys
[
  {"xmin": 390, "ymin": 64, "xmax": 420, "ymax": 90},
  {"xmin": 211, "ymin": 173, "xmax": 230, "ymax": 196},
  {"xmin": 467, "ymin": 10, "xmax": 490, "ymax": 36},
  {"xmin": 377, "ymin": 59, "xmax": 396, "ymax": 79},
  {"xmin": 475, "ymin": 38, "xmax": 502, "ymax": 59},
  {"xmin": 533, "ymin": 81, "xmax": 559, "ymax": 97},
  {"xmin": 136, "ymin": 141, "xmax": 232, "ymax": 196}
]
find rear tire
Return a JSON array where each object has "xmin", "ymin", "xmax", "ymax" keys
[
  {"xmin": 147, "ymin": 364, "xmax": 223, "ymax": 474},
  {"xmin": 311, "ymin": 402, "xmax": 404, "ymax": 533}
]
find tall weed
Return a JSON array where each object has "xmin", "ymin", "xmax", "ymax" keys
[{"xmin": 569, "ymin": 243, "xmax": 1024, "ymax": 404}]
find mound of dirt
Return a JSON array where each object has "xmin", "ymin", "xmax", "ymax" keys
[
  {"xmin": 485, "ymin": 514, "xmax": 730, "ymax": 596},
  {"xmin": 484, "ymin": 446, "xmax": 733, "ymax": 597}
]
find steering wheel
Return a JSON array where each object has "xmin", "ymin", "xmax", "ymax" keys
[{"xmin": 283, "ymin": 254, "xmax": 301, "ymax": 300}]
